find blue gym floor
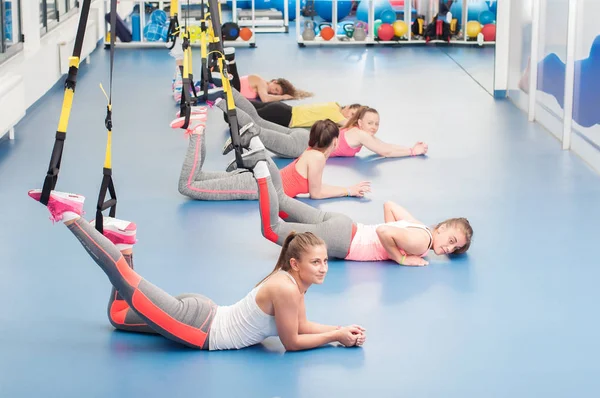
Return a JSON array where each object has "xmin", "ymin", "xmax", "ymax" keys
[{"xmin": 1, "ymin": 31, "xmax": 600, "ymax": 398}]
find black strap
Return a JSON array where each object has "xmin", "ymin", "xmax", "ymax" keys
[
  {"xmin": 95, "ymin": 0, "xmax": 119, "ymax": 233},
  {"xmin": 179, "ymin": 35, "xmax": 192, "ymax": 129},
  {"xmin": 206, "ymin": 0, "xmax": 244, "ymax": 168},
  {"xmin": 40, "ymin": 0, "xmax": 92, "ymax": 206}
]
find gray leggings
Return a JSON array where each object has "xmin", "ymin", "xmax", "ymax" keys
[
  {"xmin": 232, "ymin": 106, "xmax": 309, "ymax": 159},
  {"xmin": 255, "ymin": 162, "xmax": 355, "ymax": 259},
  {"xmin": 178, "ymin": 131, "xmax": 258, "ymax": 200},
  {"xmin": 68, "ymin": 219, "xmax": 216, "ymax": 349},
  {"xmin": 231, "ymin": 89, "xmax": 310, "ymax": 158}
]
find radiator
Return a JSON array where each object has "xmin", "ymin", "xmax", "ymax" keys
[{"xmin": 0, "ymin": 74, "xmax": 25, "ymax": 140}]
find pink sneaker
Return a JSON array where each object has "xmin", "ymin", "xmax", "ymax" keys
[
  {"xmin": 176, "ymin": 106, "xmax": 208, "ymax": 118},
  {"xmin": 28, "ymin": 189, "xmax": 85, "ymax": 222},
  {"xmin": 90, "ymin": 217, "xmax": 137, "ymax": 246},
  {"xmin": 170, "ymin": 114, "xmax": 207, "ymax": 135}
]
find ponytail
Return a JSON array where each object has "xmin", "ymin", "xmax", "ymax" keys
[{"xmin": 255, "ymin": 231, "xmax": 325, "ymax": 287}]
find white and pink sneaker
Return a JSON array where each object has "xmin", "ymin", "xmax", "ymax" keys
[
  {"xmin": 28, "ymin": 189, "xmax": 85, "ymax": 222},
  {"xmin": 176, "ymin": 105, "xmax": 208, "ymax": 118},
  {"xmin": 170, "ymin": 113, "xmax": 207, "ymax": 135},
  {"xmin": 90, "ymin": 217, "xmax": 137, "ymax": 248}
]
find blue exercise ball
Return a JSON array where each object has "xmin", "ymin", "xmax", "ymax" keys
[
  {"xmin": 228, "ymin": 0, "xmax": 252, "ymax": 9},
  {"xmin": 254, "ymin": 0, "xmax": 274, "ymax": 9},
  {"xmin": 314, "ymin": 1, "xmax": 353, "ymax": 22},
  {"xmin": 380, "ymin": 9, "xmax": 396, "ymax": 24},
  {"xmin": 479, "ymin": 10, "xmax": 494, "ymax": 24},
  {"xmin": 449, "ymin": 0, "xmax": 489, "ymax": 24},
  {"xmin": 356, "ymin": 0, "xmax": 393, "ymax": 22}
]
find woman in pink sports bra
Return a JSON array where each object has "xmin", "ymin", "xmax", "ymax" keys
[
  {"xmin": 238, "ymin": 74, "xmax": 313, "ymax": 103},
  {"xmin": 245, "ymin": 150, "xmax": 474, "ymax": 266},
  {"xmin": 330, "ymin": 106, "xmax": 429, "ymax": 158},
  {"xmin": 279, "ymin": 120, "xmax": 371, "ymax": 199}
]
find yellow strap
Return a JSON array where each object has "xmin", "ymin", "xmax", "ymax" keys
[
  {"xmin": 215, "ymin": 56, "xmax": 235, "ymax": 111},
  {"xmin": 171, "ymin": 0, "xmax": 178, "ymax": 17},
  {"xmin": 57, "ymin": 56, "xmax": 80, "ymax": 133},
  {"xmin": 99, "ymin": 83, "xmax": 113, "ymax": 169}
]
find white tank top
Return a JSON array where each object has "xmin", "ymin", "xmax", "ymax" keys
[{"xmin": 208, "ymin": 271, "xmax": 297, "ymax": 350}]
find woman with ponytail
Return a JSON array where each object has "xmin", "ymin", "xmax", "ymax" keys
[
  {"xmin": 28, "ymin": 188, "xmax": 366, "ymax": 351},
  {"xmin": 278, "ymin": 119, "xmax": 371, "ymax": 199}
]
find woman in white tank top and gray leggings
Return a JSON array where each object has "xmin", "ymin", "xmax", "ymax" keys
[{"xmin": 28, "ymin": 188, "xmax": 366, "ymax": 351}]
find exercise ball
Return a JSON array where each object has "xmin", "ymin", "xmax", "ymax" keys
[
  {"xmin": 380, "ymin": 9, "xmax": 396, "ymax": 24},
  {"xmin": 356, "ymin": 0, "xmax": 393, "ymax": 22},
  {"xmin": 481, "ymin": 23, "xmax": 496, "ymax": 41},
  {"xmin": 449, "ymin": 0, "xmax": 489, "ymax": 24},
  {"xmin": 239, "ymin": 27, "xmax": 253, "ymax": 41},
  {"xmin": 377, "ymin": 23, "xmax": 395, "ymax": 40},
  {"xmin": 392, "ymin": 20, "xmax": 408, "ymax": 37},
  {"xmin": 389, "ymin": 0, "xmax": 404, "ymax": 7},
  {"xmin": 488, "ymin": 0, "xmax": 497, "ymax": 15},
  {"xmin": 315, "ymin": 1, "xmax": 353, "ymax": 22},
  {"xmin": 254, "ymin": 0, "xmax": 273, "ymax": 9},
  {"xmin": 227, "ymin": 0, "xmax": 252, "ymax": 9},
  {"xmin": 320, "ymin": 26, "xmax": 335, "ymax": 40},
  {"xmin": 479, "ymin": 10, "xmax": 494, "ymax": 24},
  {"xmin": 187, "ymin": 25, "xmax": 202, "ymax": 43},
  {"xmin": 373, "ymin": 19, "xmax": 383, "ymax": 34},
  {"xmin": 271, "ymin": 0, "xmax": 300, "ymax": 21},
  {"xmin": 465, "ymin": 21, "xmax": 482, "ymax": 38}
]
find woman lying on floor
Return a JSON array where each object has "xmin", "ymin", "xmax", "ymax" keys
[
  {"xmin": 173, "ymin": 107, "xmax": 370, "ymax": 200},
  {"xmin": 27, "ymin": 191, "xmax": 366, "ymax": 351}
]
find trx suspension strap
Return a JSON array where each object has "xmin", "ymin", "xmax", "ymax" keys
[
  {"xmin": 95, "ymin": 0, "xmax": 119, "ymax": 234},
  {"xmin": 178, "ymin": 0, "xmax": 195, "ymax": 129},
  {"xmin": 179, "ymin": 31, "xmax": 193, "ymax": 129},
  {"xmin": 166, "ymin": 0, "xmax": 180, "ymax": 50},
  {"xmin": 207, "ymin": 0, "xmax": 243, "ymax": 168},
  {"xmin": 198, "ymin": 0, "xmax": 211, "ymax": 103},
  {"xmin": 39, "ymin": 0, "xmax": 92, "ymax": 206}
]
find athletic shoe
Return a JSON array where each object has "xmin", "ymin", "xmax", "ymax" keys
[
  {"xmin": 222, "ymin": 122, "xmax": 259, "ymax": 155},
  {"xmin": 90, "ymin": 217, "xmax": 137, "ymax": 246},
  {"xmin": 28, "ymin": 189, "xmax": 85, "ymax": 222}
]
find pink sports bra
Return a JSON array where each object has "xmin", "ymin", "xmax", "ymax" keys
[
  {"xmin": 239, "ymin": 75, "xmax": 258, "ymax": 100},
  {"xmin": 345, "ymin": 220, "xmax": 433, "ymax": 262},
  {"xmin": 330, "ymin": 128, "xmax": 363, "ymax": 158}
]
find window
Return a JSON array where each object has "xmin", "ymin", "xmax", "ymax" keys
[
  {"xmin": 1, "ymin": 0, "xmax": 23, "ymax": 62},
  {"xmin": 40, "ymin": 0, "xmax": 79, "ymax": 35}
]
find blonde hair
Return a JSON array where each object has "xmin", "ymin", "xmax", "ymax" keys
[
  {"xmin": 272, "ymin": 78, "xmax": 314, "ymax": 100},
  {"xmin": 256, "ymin": 232, "xmax": 325, "ymax": 287},
  {"xmin": 343, "ymin": 106, "xmax": 379, "ymax": 129}
]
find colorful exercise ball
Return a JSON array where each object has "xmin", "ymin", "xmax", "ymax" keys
[
  {"xmin": 357, "ymin": 0, "xmax": 393, "ymax": 22},
  {"xmin": 481, "ymin": 23, "xmax": 496, "ymax": 41},
  {"xmin": 380, "ymin": 9, "xmax": 396, "ymax": 24},
  {"xmin": 466, "ymin": 21, "xmax": 482, "ymax": 38},
  {"xmin": 373, "ymin": 19, "xmax": 383, "ymax": 34},
  {"xmin": 377, "ymin": 23, "xmax": 395, "ymax": 41},
  {"xmin": 449, "ymin": 0, "xmax": 489, "ymax": 24},
  {"xmin": 315, "ymin": 1, "xmax": 353, "ymax": 22},
  {"xmin": 320, "ymin": 26, "xmax": 335, "ymax": 40},
  {"xmin": 392, "ymin": 20, "xmax": 408, "ymax": 37},
  {"xmin": 239, "ymin": 27, "xmax": 253, "ymax": 41},
  {"xmin": 479, "ymin": 10, "xmax": 495, "ymax": 24}
]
